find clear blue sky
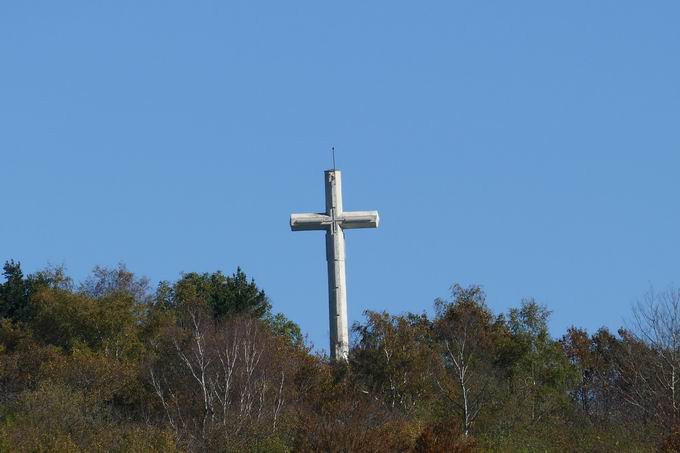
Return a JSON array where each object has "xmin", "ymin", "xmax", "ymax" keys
[{"xmin": 1, "ymin": 1, "xmax": 679, "ymax": 353}]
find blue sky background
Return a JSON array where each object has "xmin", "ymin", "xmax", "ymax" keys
[{"xmin": 1, "ymin": 1, "xmax": 679, "ymax": 353}]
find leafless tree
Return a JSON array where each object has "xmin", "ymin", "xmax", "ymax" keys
[
  {"xmin": 622, "ymin": 287, "xmax": 680, "ymax": 428},
  {"xmin": 80, "ymin": 263, "xmax": 150, "ymax": 303},
  {"xmin": 434, "ymin": 285, "xmax": 495, "ymax": 437},
  {"xmin": 149, "ymin": 308, "xmax": 289, "ymax": 449}
]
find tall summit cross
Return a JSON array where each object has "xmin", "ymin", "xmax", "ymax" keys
[{"xmin": 290, "ymin": 170, "xmax": 379, "ymax": 361}]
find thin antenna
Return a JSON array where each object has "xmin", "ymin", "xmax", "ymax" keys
[{"xmin": 332, "ymin": 146, "xmax": 336, "ymax": 170}]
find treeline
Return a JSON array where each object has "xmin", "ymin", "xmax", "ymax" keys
[{"xmin": 0, "ymin": 261, "xmax": 678, "ymax": 452}]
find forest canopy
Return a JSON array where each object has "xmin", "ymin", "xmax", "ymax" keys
[{"xmin": 0, "ymin": 260, "xmax": 678, "ymax": 452}]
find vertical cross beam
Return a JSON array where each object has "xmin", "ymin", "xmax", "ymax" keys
[
  {"xmin": 290, "ymin": 169, "xmax": 379, "ymax": 361},
  {"xmin": 325, "ymin": 170, "xmax": 349, "ymax": 360}
]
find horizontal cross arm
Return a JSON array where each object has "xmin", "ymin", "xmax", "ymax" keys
[
  {"xmin": 290, "ymin": 213, "xmax": 331, "ymax": 231},
  {"xmin": 338, "ymin": 211, "xmax": 380, "ymax": 229}
]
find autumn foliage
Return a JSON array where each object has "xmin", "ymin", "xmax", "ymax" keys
[{"xmin": 0, "ymin": 261, "xmax": 674, "ymax": 451}]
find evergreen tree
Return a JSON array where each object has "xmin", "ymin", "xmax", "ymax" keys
[
  {"xmin": 0, "ymin": 260, "xmax": 31, "ymax": 323},
  {"xmin": 172, "ymin": 267, "xmax": 271, "ymax": 319}
]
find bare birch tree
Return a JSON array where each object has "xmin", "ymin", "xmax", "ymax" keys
[
  {"xmin": 434, "ymin": 284, "xmax": 496, "ymax": 437},
  {"xmin": 621, "ymin": 287, "xmax": 680, "ymax": 428},
  {"xmin": 149, "ymin": 307, "xmax": 290, "ymax": 449}
]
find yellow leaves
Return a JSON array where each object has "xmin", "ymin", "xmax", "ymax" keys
[
  {"xmin": 0, "ymin": 381, "xmax": 179, "ymax": 452},
  {"xmin": 31, "ymin": 288, "xmax": 144, "ymax": 358},
  {"xmin": 0, "ymin": 318, "xmax": 29, "ymax": 352},
  {"xmin": 0, "ymin": 339, "xmax": 62, "ymax": 391}
]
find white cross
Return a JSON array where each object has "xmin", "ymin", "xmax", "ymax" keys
[{"xmin": 290, "ymin": 170, "xmax": 379, "ymax": 361}]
